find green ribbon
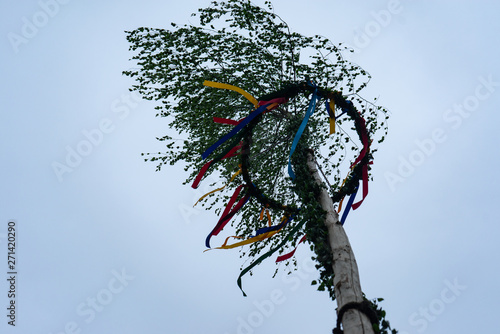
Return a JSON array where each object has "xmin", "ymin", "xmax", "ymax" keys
[{"xmin": 237, "ymin": 218, "xmax": 305, "ymax": 296}]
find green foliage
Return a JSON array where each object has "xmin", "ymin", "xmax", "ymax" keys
[
  {"xmin": 124, "ymin": 0, "xmax": 389, "ymax": 300},
  {"xmin": 367, "ymin": 297, "xmax": 399, "ymax": 334}
]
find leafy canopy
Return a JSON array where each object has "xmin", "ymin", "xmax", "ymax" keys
[{"xmin": 124, "ymin": 0, "xmax": 388, "ymax": 298}]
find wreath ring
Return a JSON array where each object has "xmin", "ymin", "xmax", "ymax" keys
[{"xmin": 239, "ymin": 81, "xmax": 372, "ymax": 215}]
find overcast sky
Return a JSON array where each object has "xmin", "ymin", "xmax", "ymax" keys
[{"xmin": 1, "ymin": 0, "xmax": 500, "ymax": 333}]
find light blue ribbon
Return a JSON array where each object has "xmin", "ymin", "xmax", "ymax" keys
[{"xmin": 287, "ymin": 90, "xmax": 319, "ymax": 180}]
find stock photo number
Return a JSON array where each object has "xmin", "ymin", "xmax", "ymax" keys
[{"xmin": 6, "ymin": 221, "xmax": 17, "ymax": 326}]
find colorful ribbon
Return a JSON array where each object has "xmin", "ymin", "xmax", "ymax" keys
[
  {"xmin": 350, "ymin": 116, "xmax": 369, "ymax": 168},
  {"xmin": 276, "ymin": 234, "xmax": 307, "ymax": 263},
  {"xmin": 258, "ymin": 97, "xmax": 288, "ymax": 106},
  {"xmin": 204, "ymin": 81, "xmax": 259, "ymax": 108},
  {"xmin": 210, "ymin": 214, "xmax": 291, "ymax": 251},
  {"xmin": 237, "ymin": 217, "xmax": 304, "ymax": 296},
  {"xmin": 326, "ymin": 99, "xmax": 336, "ymax": 135},
  {"xmin": 288, "ymin": 89, "xmax": 319, "ymax": 179},
  {"xmin": 212, "ymin": 229, "xmax": 282, "ymax": 250},
  {"xmin": 259, "ymin": 207, "xmax": 272, "ymax": 227},
  {"xmin": 201, "ymin": 103, "xmax": 271, "ymax": 160},
  {"xmin": 340, "ymin": 186, "xmax": 358, "ymax": 225},
  {"xmin": 252, "ymin": 214, "xmax": 291, "ymax": 237},
  {"xmin": 351, "ymin": 163, "xmax": 370, "ymax": 210},
  {"xmin": 191, "ymin": 141, "xmax": 242, "ymax": 189},
  {"xmin": 213, "ymin": 117, "xmax": 241, "ymax": 126},
  {"xmin": 350, "ymin": 115, "xmax": 370, "ymax": 210},
  {"xmin": 193, "ymin": 167, "xmax": 242, "ymax": 207},
  {"xmin": 205, "ymin": 185, "xmax": 250, "ymax": 248}
]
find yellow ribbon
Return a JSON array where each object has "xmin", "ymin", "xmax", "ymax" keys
[
  {"xmin": 337, "ymin": 196, "xmax": 346, "ymax": 213},
  {"xmin": 213, "ymin": 230, "xmax": 281, "ymax": 250},
  {"xmin": 336, "ymin": 165, "xmax": 354, "ymax": 213},
  {"xmin": 266, "ymin": 209, "xmax": 272, "ymax": 227},
  {"xmin": 203, "ymin": 235, "xmax": 244, "ymax": 252},
  {"xmin": 259, "ymin": 207, "xmax": 265, "ymax": 220},
  {"xmin": 329, "ymin": 99, "xmax": 336, "ymax": 135},
  {"xmin": 204, "ymin": 81, "xmax": 259, "ymax": 108},
  {"xmin": 259, "ymin": 207, "xmax": 272, "ymax": 227},
  {"xmin": 208, "ymin": 214, "xmax": 287, "ymax": 251},
  {"xmin": 193, "ymin": 167, "xmax": 242, "ymax": 207}
]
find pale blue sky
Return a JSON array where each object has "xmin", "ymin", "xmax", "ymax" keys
[{"xmin": 1, "ymin": 1, "xmax": 500, "ymax": 333}]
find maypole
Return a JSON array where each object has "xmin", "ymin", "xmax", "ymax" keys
[{"xmin": 124, "ymin": 1, "xmax": 395, "ymax": 332}]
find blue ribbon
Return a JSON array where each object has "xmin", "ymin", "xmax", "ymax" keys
[
  {"xmin": 288, "ymin": 90, "xmax": 319, "ymax": 180},
  {"xmin": 201, "ymin": 104, "xmax": 270, "ymax": 160},
  {"xmin": 325, "ymin": 100, "xmax": 335, "ymax": 118},
  {"xmin": 340, "ymin": 187, "xmax": 358, "ymax": 225},
  {"xmin": 252, "ymin": 214, "xmax": 294, "ymax": 237}
]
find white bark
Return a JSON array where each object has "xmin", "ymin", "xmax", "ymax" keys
[{"xmin": 306, "ymin": 151, "xmax": 374, "ymax": 334}]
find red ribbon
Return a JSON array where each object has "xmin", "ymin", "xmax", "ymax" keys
[
  {"xmin": 213, "ymin": 117, "xmax": 241, "ymax": 126},
  {"xmin": 191, "ymin": 144, "xmax": 242, "ymax": 189},
  {"xmin": 214, "ymin": 193, "xmax": 250, "ymax": 236},
  {"xmin": 258, "ymin": 97, "xmax": 288, "ymax": 105},
  {"xmin": 350, "ymin": 116, "xmax": 369, "ymax": 168},
  {"xmin": 351, "ymin": 164, "xmax": 369, "ymax": 210},
  {"xmin": 258, "ymin": 97, "xmax": 288, "ymax": 111},
  {"xmin": 206, "ymin": 185, "xmax": 250, "ymax": 248},
  {"xmin": 349, "ymin": 115, "xmax": 371, "ymax": 210},
  {"xmin": 276, "ymin": 234, "xmax": 307, "ymax": 262}
]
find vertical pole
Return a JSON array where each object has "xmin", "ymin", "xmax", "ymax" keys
[{"xmin": 306, "ymin": 151, "xmax": 374, "ymax": 334}]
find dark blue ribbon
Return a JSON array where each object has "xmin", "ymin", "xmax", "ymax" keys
[
  {"xmin": 202, "ymin": 104, "xmax": 270, "ymax": 160},
  {"xmin": 325, "ymin": 100, "xmax": 335, "ymax": 119},
  {"xmin": 252, "ymin": 214, "xmax": 294, "ymax": 237},
  {"xmin": 340, "ymin": 186, "xmax": 358, "ymax": 225}
]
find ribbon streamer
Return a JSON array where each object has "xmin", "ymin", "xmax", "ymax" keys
[
  {"xmin": 213, "ymin": 117, "xmax": 241, "ymax": 126},
  {"xmin": 350, "ymin": 116, "xmax": 369, "ymax": 168},
  {"xmin": 252, "ymin": 214, "xmax": 290, "ymax": 237},
  {"xmin": 204, "ymin": 81, "xmax": 259, "ymax": 108},
  {"xmin": 213, "ymin": 229, "xmax": 282, "ymax": 250},
  {"xmin": 276, "ymin": 234, "xmax": 307, "ymax": 263},
  {"xmin": 288, "ymin": 89, "xmax": 319, "ymax": 180},
  {"xmin": 337, "ymin": 196, "xmax": 346, "ymax": 213},
  {"xmin": 258, "ymin": 97, "xmax": 288, "ymax": 106},
  {"xmin": 351, "ymin": 164, "xmax": 369, "ymax": 210},
  {"xmin": 237, "ymin": 219, "xmax": 305, "ymax": 296},
  {"xmin": 340, "ymin": 187, "xmax": 359, "ymax": 225},
  {"xmin": 259, "ymin": 207, "xmax": 272, "ymax": 227},
  {"xmin": 326, "ymin": 99, "xmax": 336, "ymax": 135},
  {"xmin": 210, "ymin": 215, "xmax": 292, "ymax": 251},
  {"xmin": 201, "ymin": 103, "xmax": 270, "ymax": 160},
  {"xmin": 215, "ymin": 193, "xmax": 251, "ymax": 234},
  {"xmin": 205, "ymin": 185, "xmax": 249, "ymax": 248},
  {"xmin": 192, "ymin": 141, "xmax": 242, "ymax": 189},
  {"xmin": 193, "ymin": 167, "xmax": 242, "ymax": 207}
]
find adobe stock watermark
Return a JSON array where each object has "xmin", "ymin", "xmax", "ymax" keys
[
  {"xmin": 51, "ymin": 91, "xmax": 141, "ymax": 183},
  {"xmin": 223, "ymin": 257, "xmax": 316, "ymax": 334},
  {"xmin": 7, "ymin": 0, "xmax": 73, "ymax": 54},
  {"xmin": 398, "ymin": 278, "xmax": 466, "ymax": 334},
  {"xmin": 47, "ymin": 268, "xmax": 134, "ymax": 334},
  {"xmin": 346, "ymin": 0, "xmax": 403, "ymax": 54},
  {"xmin": 385, "ymin": 75, "xmax": 498, "ymax": 192}
]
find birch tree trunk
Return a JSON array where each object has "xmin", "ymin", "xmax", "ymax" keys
[{"xmin": 306, "ymin": 151, "xmax": 374, "ymax": 334}]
